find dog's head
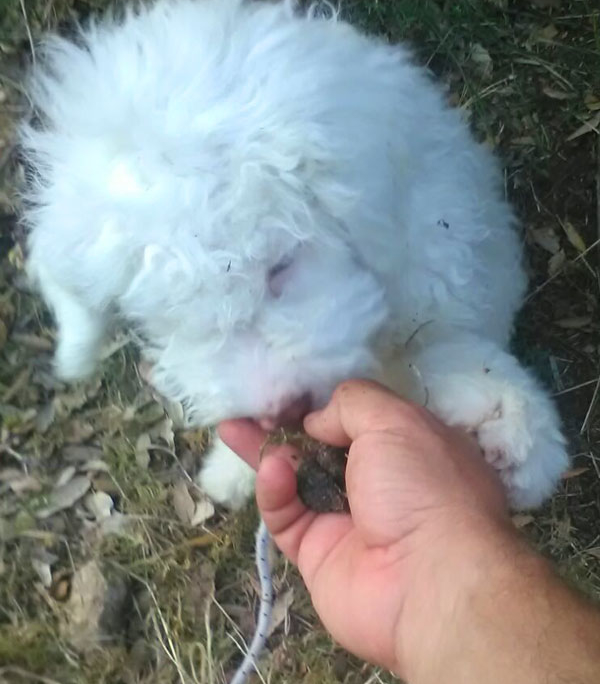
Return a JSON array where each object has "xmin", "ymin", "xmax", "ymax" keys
[
  {"xmin": 21, "ymin": 0, "xmax": 393, "ymax": 428},
  {"xmin": 127, "ymin": 219, "xmax": 389, "ymax": 428}
]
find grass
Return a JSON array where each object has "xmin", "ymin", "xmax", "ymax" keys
[{"xmin": 0, "ymin": 0, "xmax": 599, "ymax": 682}]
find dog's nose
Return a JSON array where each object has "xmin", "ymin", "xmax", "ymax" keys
[{"xmin": 258, "ymin": 392, "xmax": 313, "ymax": 431}]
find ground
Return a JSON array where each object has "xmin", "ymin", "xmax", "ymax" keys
[{"xmin": 0, "ymin": 0, "xmax": 599, "ymax": 682}]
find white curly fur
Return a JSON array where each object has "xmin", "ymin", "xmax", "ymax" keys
[{"xmin": 22, "ymin": 0, "xmax": 567, "ymax": 510}]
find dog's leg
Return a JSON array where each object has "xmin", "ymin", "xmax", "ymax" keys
[
  {"xmin": 402, "ymin": 330, "xmax": 568, "ymax": 509},
  {"xmin": 35, "ymin": 267, "xmax": 107, "ymax": 381},
  {"xmin": 197, "ymin": 435, "xmax": 256, "ymax": 510}
]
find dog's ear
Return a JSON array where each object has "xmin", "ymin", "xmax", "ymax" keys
[{"xmin": 267, "ymin": 252, "xmax": 297, "ymax": 298}]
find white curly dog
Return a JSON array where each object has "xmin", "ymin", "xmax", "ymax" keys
[{"xmin": 21, "ymin": 0, "xmax": 567, "ymax": 510}]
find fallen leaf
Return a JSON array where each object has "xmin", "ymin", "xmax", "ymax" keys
[
  {"xmin": 32, "ymin": 557, "xmax": 53, "ymax": 588},
  {"xmin": 470, "ymin": 43, "xmax": 493, "ymax": 80},
  {"xmin": 566, "ymin": 112, "xmax": 600, "ymax": 141},
  {"xmin": 542, "ymin": 86, "xmax": 575, "ymax": 100},
  {"xmin": 60, "ymin": 560, "xmax": 128, "ymax": 652},
  {"xmin": 34, "ymin": 402, "xmax": 56, "ymax": 433},
  {"xmin": 64, "ymin": 419, "xmax": 95, "ymax": 442},
  {"xmin": 180, "ymin": 429, "xmax": 208, "ymax": 454},
  {"xmin": 548, "ymin": 249, "xmax": 566, "ymax": 276},
  {"xmin": 91, "ymin": 473, "xmax": 120, "ymax": 496},
  {"xmin": 162, "ymin": 398, "xmax": 186, "ymax": 430},
  {"xmin": 562, "ymin": 467, "xmax": 589, "ymax": 479},
  {"xmin": 85, "ymin": 491, "xmax": 114, "ymax": 521},
  {"xmin": 9, "ymin": 475, "xmax": 42, "ymax": 494},
  {"xmin": 37, "ymin": 475, "xmax": 91, "ymax": 519},
  {"xmin": 554, "ymin": 316, "xmax": 592, "ymax": 329},
  {"xmin": 172, "ymin": 481, "xmax": 195, "ymax": 524},
  {"xmin": 530, "ymin": 226, "xmax": 560, "ymax": 254},
  {"xmin": 52, "ymin": 577, "xmax": 70, "ymax": 601},
  {"xmin": 182, "ymin": 560, "xmax": 216, "ymax": 628},
  {"xmin": 9, "ymin": 332, "xmax": 52, "ymax": 351},
  {"xmin": 534, "ymin": 24, "xmax": 559, "ymax": 41},
  {"xmin": 512, "ymin": 514, "xmax": 535, "ymax": 528},
  {"xmin": 135, "ymin": 433, "xmax": 152, "ymax": 469},
  {"xmin": 190, "ymin": 497, "xmax": 215, "ymax": 526},
  {"xmin": 585, "ymin": 93, "xmax": 600, "ymax": 111},
  {"xmin": 0, "ymin": 467, "xmax": 24, "ymax": 482},
  {"xmin": 555, "ymin": 515, "xmax": 572, "ymax": 540},
  {"xmin": 79, "ymin": 459, "xmax": 110, "ymax": 473},
  {"xmin": 149, "ymin": 416, "xmax": 175, "ymax": 448},
  {"xmin": 100, "ymin": 511, "xmax": 132, "ymax": 537},
  {"xmin": 63, "ymin": 445, "xmax": 104, "ymax": 463},
  {"xmin": 268, "ymin": 588, "xmax": 294, "ymax": 637},
  {"xmin": 561, "ymin": 221, "xmax": 586, "ymax": 253},
  {"xmin": 55, "ymin": 466, "xmax": 77, "ymax": 488}
]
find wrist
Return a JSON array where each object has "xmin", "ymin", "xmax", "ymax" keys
[
  {"xmin": 396, "ymin": 514, "xmax": 600, "ymax": 684},
  {"xmin": 395, "ymin": 514, "xmax": 541, "ymax": 683}
]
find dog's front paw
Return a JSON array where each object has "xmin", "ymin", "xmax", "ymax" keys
[
  {"xmin": 473, "ymin": 389, "xmax": 567, "ymax": 508},
  {"xmin": 197, "ymin": 437, "xmax": 256, "ymax": 510},
  {"xmin": 424, "ymin": 373, "xmax": 567, "ymax": 509}
]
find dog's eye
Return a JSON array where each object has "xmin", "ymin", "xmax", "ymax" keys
[{"xmin": 267, "ymin": 255, "xmax": 295, "ymax": 298}]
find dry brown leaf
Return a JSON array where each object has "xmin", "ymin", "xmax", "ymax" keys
[
  {"xmin": 0, "ymin": 318, "xmax": 7, "ymax": 351},
  {"xmin": 562, "ymin": 221, "xmax": 586, "ymax": 253},
  {"xmin": 562, "ymin": 466, "xmax": 589, "ymax": 480},
  {"xmin": 190, "ymin": 497, "xmax": 215, "ymax": 527},
  {"xmin": 470, "ymin": 43, "xmax": 493, "ymax": 80},
  {"xmin": 135, "ymin": 433, "xmax": 152, "ymax": 469},
  {"xmin": 268, "ymin": 588, "xmax": 294, "ymax": 637},
  {"xmin": 64, "ymin": 419, "xmax": 95, "ymax": 442},
  {"xmin": 55, "ymin": 466, "xmax": 77, "ymax": 488},
  {"xmin": 0, "ymin": 467, "xmax": 24, "ymax": 483},
  {"xmin": 10, "ymin": 332, "xmax": 52, "ymax": 351},
  {"xmin": 585, "ymin": 93, "xmax": 600, "ymax": 111},
  {"xmin": 555, "ymin": 515, "xmax": 572, "ymax": 540},
  {"xmin": 149, "ymin": 416, "xmax": 175, "ymax": 448},
  {"xmin": 534, "ymin": 24, "xmax": 559, "ymax": 41},
  {"xmin": 172, "ymin": 480, "xmax": 195, "ymax": 524},
  {"xmin": 542, "ymin": 86, "xmax": 574, "ymax": 100},
  {"xmin": 63, "ymin": 445, "xmax": 104, "ymax": 463},
  {"xmin": 37, "ymin": 475, "xmax": 91, "ymax": 519},
  {"xmin": 554, "ymin": 316, "xmax": 592, "ymax": 329},
  {"xmin": 100, "ymin": 511, "xmax": 132, "ymax": 537},
  {"xmin": 512, "ymin": 514, "xmax": 535, "ymax": 528},
  {"xmin": 31, "ymin": 557, "xmax": 53, "ymax": 588},
  {"xmin": 530, "ymin": 227, "xmax": 560, "ymax": 254},
  {"xmin": 85, "ymin": 491, "xmax": 114, "ymax": 521},
  {"xmin": 548, "ymin": 249, "xmax": 566, "ymax": 276},
  {"xmin": 9, "ymin": 475, "xmax": 42, "ymax": 494},
  {"xmin": 566, "ymin": 112, "xmax": 600, "ymax": 141},
  {"xmin": 60, "ymin": 560, "xmax": 128, "ymax": 652},
  {"xmin": 181, "ymin": 428, "xmax": 208, "ymax": 454},
  {"xmin": 79, "ymin": 459, "xmax": 110, "ymax": 473},
  {"xmin": 34, "ymin": 402, "xmax": 56, "ymax": 433}
]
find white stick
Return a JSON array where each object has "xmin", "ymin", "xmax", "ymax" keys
[{"xmin": 230, "ymin": 518, "xmax": 274, "ymax": 684}]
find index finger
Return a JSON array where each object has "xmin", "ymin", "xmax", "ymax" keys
[
  {"xmin": 304, "ymin": 379, "xmax": 439, "ymax": 446},
  {"xmin": 218, "ymin": 419, "xmax": 300, "ymax": 470}
]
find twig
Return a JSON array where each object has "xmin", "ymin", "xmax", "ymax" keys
[
  {"xmin": 580, "ymin": 376, "xmax": 600, "ymax": 434},
  {"xmin": 553, "ymin": 377, "xmax": 600, "ymax": 397},
  {"xmin": 0, "ymin": 667, "xmax": 62, "ymax": 684},
  {"xmin": 596, "ymin": 138, "xmax": 600, "ymax": 268},
  {"xmin": 525, "ymin": 236, "xmax": 600, "ymax": 302},
  {"xmin": 19, "ymin": 0, "xmax": 36, "ymax": 67}
]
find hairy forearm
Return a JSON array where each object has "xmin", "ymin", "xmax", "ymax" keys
[{"xmin": 401, "ymin": 523, "xmax": 600, "ymax": 684}]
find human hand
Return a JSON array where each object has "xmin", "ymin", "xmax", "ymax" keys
[{"xmin": 219, "ymin": 380, "xmax": 516, "ymax": 679}]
